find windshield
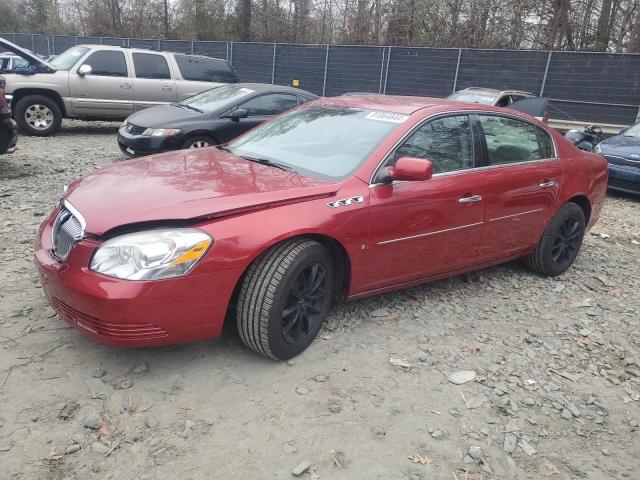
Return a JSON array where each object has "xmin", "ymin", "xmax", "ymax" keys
[
  {"xmin": 227, "ymin": 105, "xmax": 406, "ymax": 180},
  {"xmin": 50, "ymin": 46, "xmax": 89, "ymax": 71},
  {"xmin": 178, "ymin": 85, "xmax": 255, "ymax": 113},
  {"xmin": 449, "ymin": 92, "xmax": 497, "ymax": 105},
  {"xmin": 622, "ymin": 122, "xmax": 640, "ymax": 138}
]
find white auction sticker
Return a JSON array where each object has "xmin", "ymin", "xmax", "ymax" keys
[{"xmin": 365, "ymin": 111, "xmax": 409, "ymax": 123}]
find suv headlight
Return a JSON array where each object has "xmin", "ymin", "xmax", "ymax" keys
[
  {"xmin": 121, "ymin": 120, "xmax": 128, "ymax": 128},
  {"xmin": 142, "ymin": 128, "xmax": 181, "ymax": 137},
  {"xmin": 593, "ymin": 143, "xmax": 602, "ymax": 154},
  {"xmin": 90, "ymin": 228, "xmax": 212, "ymax": 280}
]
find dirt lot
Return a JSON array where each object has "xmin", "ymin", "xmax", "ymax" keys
[{"xmin": 0, "ymin": 121, "xmax": 639, "ymax": 480}]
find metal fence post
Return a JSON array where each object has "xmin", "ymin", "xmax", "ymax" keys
[
  {"xmin": 383, "ymin": 46, "xmax": 391, "ymax": 94},
  {"xmin": 452, "ymin": 48, "xmax": 462, "ymax": 93},
  {"xmin": 52, "ymin": 35, "xmax": 56, "ymax": 55},
  {"xmin": 271, "ymin": 43, "xmax": 277, "ymax": 84},
  {"xmin": 229, "ymin": 42, "xmax": 234, "ymax": 65},
  {"xmin": 322, "ymin": 44, "xmax": 330, "ymax": 97},
  {"xmin": 191, "ymin": 41, "xmax": 194, "ymax": 54},
  {"xmin": 31, "ymin": 34, "xmax": 35, "ymax": 52},
  {"xmin": 540, "ymin": 51, "xmax": 553, "ymax": 96},
  {"xmin": 378, "ymin": 47, "xmax": 386, "ymax": 94}
]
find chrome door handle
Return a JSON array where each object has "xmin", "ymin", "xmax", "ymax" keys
[
  {"xmin": 162, "ymin": 86, "xmax": 173, "ymax": 91},
  {"xmin": 459, "ymin": 195, "xmax": 483, "ymax": 204},
  {"xmin": 539, "ymin": 180, "xmax": 557, "ymax": 188},
  {"xmin": 120, "ymin": 83, "xmax": 131, "ymax": 89}
]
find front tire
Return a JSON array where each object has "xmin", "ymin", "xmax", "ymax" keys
[
  {"xmin": 184, "ymin": 135, "xmax": 216, "ymax": 149},
  {"xmin": 14, "ymin": 95, "xmax": 62, "ymax": 136},
  {"xmin": 525, "ymin": 202, "xmax": 586, "ymax": 276},
  {"xmin": 236, "ymin": 239, "xmax": 334, "ymax": 360}
]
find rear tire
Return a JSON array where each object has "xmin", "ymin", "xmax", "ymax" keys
[
  {"xmin": 184, "ymin": 135, "xmax": 216, "ymax": 149},
  {"xmin": 14, "ymin": 95, "xmax": 62, "ymax": 136},
  {"xmin": 525, "ymin": 202, "xmax": 585, "ymax": 276},
  {"xmin": 236, "ymin": 239, "xmax": 334, "ymax": 360}
]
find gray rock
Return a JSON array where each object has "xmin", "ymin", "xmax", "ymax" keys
[
  {"xmin": 447, "ymin": 370, "xmax": 476, "ymax": 385},
  {"xmin": 313, "ymin": 375, "xmax": 327, "ymax": 382},
  {"xmin": 91, "ymin": 367, "xmax": 105, "ymax": 378},
  {"xmin": 91, "ymin": 442, "xmax": 109, "ymax": 454},
  {"xmin": 503, "ymin": 433, "xmax": 517, "ymax": 453},
  {"xmin": 602, "ymin": 448, "xmax": 611, "ymax": 456},
  {"xmin": 468, "ymin": 445, "xmax": 483, "ymax": 460},
  {"xmin": 292, "ymin": 460, "xmax": 312, "ymax": 476},
  {"xmin": 65, "ymin": 444, "xmax": 81, "ymax": 454},
  {"xmin": 133, "ymin": 363, "xmax": 148, "ymax": 374},
  {"xmin": 58, "ymin": 401, "xmax": 79, "ymax": 420},
  {"xmin": 371, "ymin": 308, "xmax": 389, "ymax": 317},
  {"xmin": 567, "ymin": 403, "xmax": 581, "ymax": 417},
  {"xmin": 78, "ymin": 405, "xmax": 103, "ymax": 430},
  {"xmin": 431, "ymin": 429, "xmax": 444, "ymax": 439},
  {"xmin": 86, "ymin": 378, "xmax": 108, "ymax": 399},
  {"xmin": 282, "ymin": 442, "xmax": 298, "ymax": 454},
  {"xmin": 561, "ymin": 408, "xmax": 573, "ymax": 420},
  {"xmin": 295, "ymin": 386, "xmax": 309, "ymax": 395},
  {"xmin": 328, "ymin": 402, "xmax": 341, "ymax": 413},
  {"xmin": 518, "ymin": 439, "xmax": 537, "ymax": 456}
]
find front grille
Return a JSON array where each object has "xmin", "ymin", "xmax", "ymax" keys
[
  {"xmin": 53, "ymin": 298, "xmax": 169, "ymax": 341},
  {"xmin": 605, "ymin": 155, "xmax": 640, "ymax": 170},
  {"xmin": 126, "ymin": 123, "xmax": 146, "ymax": 135},
  {"xmin": 52, "ymin": 205, "xmax": 83, "ymax": 261}
]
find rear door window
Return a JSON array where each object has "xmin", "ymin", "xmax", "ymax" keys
[
  {"xmin": 478, "ymin": 115, "xmax": 555, "ymax": 164},
  {"xmin": 83, "ymin": 51, "xmax": 127, "ymax": 77},
  {"xmin": 239, "ymin": 94, "xmax": 298, "ymax": 116},
  {"xmin": 174, "ymin": 55, "xmax": 238, "ymax": 83},
  {"xmin": 132, "ymin": 53, "xmax": 171, "ymax": 79}
]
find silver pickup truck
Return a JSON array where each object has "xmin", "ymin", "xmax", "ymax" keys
[{"xmin": 0, "ymin": 37, "xmax": 239, "ymax": 136}]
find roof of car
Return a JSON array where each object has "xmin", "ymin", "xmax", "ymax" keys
[
  {"xmin": 457, "ymin": 87, "xmax": 534, "ymax": 97},
  {"xmin": 76, "ymin": 44, "xmax": 227, "ymax": 60},
  {"xmin": 234, "ymin": 83, "xmax": 318, "ymax": 97},
  {"xmin": 319, "ymin": 93, "xmax": 464, "ymax": 115}
]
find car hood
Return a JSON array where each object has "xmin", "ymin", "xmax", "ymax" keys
[
  {"xmin": 64, "ymin": 148, "xmax": 339, "ymax": 236},
  {"xmin": 126, "ymin": 104, "xmax": 204, "ymax": 129},
  {"xmin": 599, "ymin": 134, "xmax": 640, "ymax": 157},
  {"xmin": 0, "ymin": 37, "xmax": 56, "ymax": 72}
]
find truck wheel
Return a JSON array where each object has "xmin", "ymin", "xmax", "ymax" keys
[
  {"xmin": 525, "ymin": 202, "xmax": 586, "ymax": 276},
  {"xmin": 14, "ymin": 95, "xmax": 62, "ymax": 136},
  {"xmin": 236, "ymin": 239, "xmax": 334, "ymax": 360}
]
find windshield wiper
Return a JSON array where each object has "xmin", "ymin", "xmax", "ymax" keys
[
  {"xmin": 173, "ymin": 103, "xmax": 203, "ymax": 113},
  {"xmin": 240, "ymin": 155, "xmax": 297, "ymax": 173}
]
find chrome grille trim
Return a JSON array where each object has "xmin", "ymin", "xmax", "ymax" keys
[{"xmin": 52, "ymin": 200, "xmax": 86, "ymax": 262}]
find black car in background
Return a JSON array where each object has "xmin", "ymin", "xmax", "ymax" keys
[
  {"xmin": 0, "ymin": 75, "xmax": 17, "ymax": 155},
  {"xmin": 118, "ymin": 83, "xmax": 318, "ymax": 156}
]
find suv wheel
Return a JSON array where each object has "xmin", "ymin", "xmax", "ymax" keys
[
  {"xmin": 184, "ymin": 135, "xmax": 216, "ymax": 149},
  {"xmin": 525, "ymin": 202, "xmax": 586, "ymax": 276},
  {"xmin": 236, "ymin": 239, "xmax": 335, "ymax": 360},
  {"xmin": 14, "ymin": 95, "xmax": 62, "ymax": 136}
]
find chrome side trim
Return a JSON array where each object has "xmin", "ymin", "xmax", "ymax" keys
[
  {"xmin": 71, "ymin": 98, "xmax": 132, "ymax": 105},
  {"xmin": 369, "ymin": 109, "xmax": 559, "ymax": 185},
  {"xmin": 488, "ymin": 208, "xmax": 543, "ymax": 223},
  {"xmin": 376, "ymin": 221, "xmax": 483, "ymax": 245}
]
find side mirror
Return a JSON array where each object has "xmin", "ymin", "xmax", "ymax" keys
[
  {"xmin": 619, "ymin": 127, "xmax": 629, "ymax": 135},
  {"xmin": 230, "ymin": 108, "xmax": 248, "ymax": 121},
  {"xmin": 78, "ymin": 64, "xmax": 92, "ymax": 76},
  {"xmin": 389, "ymin": 157, "xmax": 433, "ymax": 182}
]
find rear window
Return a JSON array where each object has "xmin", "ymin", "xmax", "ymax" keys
[
  {"xmin": 174, "ymin": 54, "xmax": 238, "ymax": 83},
  {"xmin": 133, "ymin": 53, "xmax": 171, "ymax": 79}
]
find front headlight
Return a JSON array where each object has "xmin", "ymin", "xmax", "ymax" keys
[
  {"xmin": 141, "ymin": 128, "xmax": 181, "ymax": 137},
  {"xmin": 121, "ymin": 120, "xmax": 128, "ymax": 128},
  {"xmin": 593, "ymin": 143, "xmax": 602, "ymax": 154},
  {"xmin": 90, "ymin": 228, "xmax": 212, "ymax": 280}
]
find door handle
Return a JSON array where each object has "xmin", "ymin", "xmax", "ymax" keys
[
  {"xmin": 459, "ymin": 195, "xmax": 483, "ymax": 204},
  {"xmin": 120, "ymin": 83, "xmax": 131, "ymax": 89},
  {"xmin": 539, "ymin": 179, "xmax": 557, "ymax": 188},
  {"xmin": 162, "ymin": 86, "xmax": 173, "ymax": 91}
]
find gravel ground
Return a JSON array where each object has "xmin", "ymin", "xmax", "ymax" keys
[{"xmin": 0, "ymin": 121, "xmax": 639, "ymax": 480}]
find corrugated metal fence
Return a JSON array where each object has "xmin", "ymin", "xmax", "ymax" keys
[{"xmin": 3, "ymin": 33, "xmax": 640, "ymax": 125}]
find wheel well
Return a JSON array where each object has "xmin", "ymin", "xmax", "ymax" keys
[
  {"xmin": 567, "ymin": 195, "xmax": 591, "ymax": 224},
  {"xmin": 11, "ymin": 88, "xmax": 66, "ymax": 116}
]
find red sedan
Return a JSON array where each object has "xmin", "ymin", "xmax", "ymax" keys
[{"xmin": 35, "ymin": 95, "xmax": 608, "ymax": 360}]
